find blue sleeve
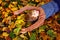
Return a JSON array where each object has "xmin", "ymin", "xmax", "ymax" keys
[{"xmin": 41, "ymin": 1, "xmax": 59, "ymax": 19}]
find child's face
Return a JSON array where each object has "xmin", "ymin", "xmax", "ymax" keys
[{"xmin": 26, "ymin": 10, "xmax": 39, "ymax": 22}]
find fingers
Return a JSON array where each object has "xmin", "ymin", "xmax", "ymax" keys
[
  {"xmin": 20, "ymin": 28, "xmax": 27, "ymax": 34},
  {"xmin": 13, "ymin": 10, "xmax": 20, "ymax": 15}
]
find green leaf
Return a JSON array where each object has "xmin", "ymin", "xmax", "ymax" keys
[
  {"xmin": 17, "ymin": 0, "xmax": 23, "ymax": 5},
  {"xmin": 39, "ymin": 25, "xmax": 48, "ymax": 32},
  {"xmin": 13, "ymin": 27, "xmax": 21, "ymax": 35},
  {"xmin": 16, "ymin": 24, "xmax": 22, "ymax": 27},
  {"xmin": 25, "ymin": 22, "xmax": 31, "ymax": 28},
  {"xmin": 4, "ymin": 3, "xmax": 9, "ymax": 8},
  {"xmin": 47, "ymin": 30, "xmax": 56, "ymax": 37},
  {"xmin": 15, "ymin": 36, "xmax": 23, "ymax": 40},
  {"xmin": 9, "ymin": 31, "xmax": 16, "ymax": 38},
  {"xmin": 16, "ymin": 19, "xmax": 25, "ymax": 27},
  {"xmin": 29, "ymin": 33, "xmax": 36, "ymax": 40},
  {"xmin": 40, "ymin": 25, "xmax": 47, "ymax": 29}
]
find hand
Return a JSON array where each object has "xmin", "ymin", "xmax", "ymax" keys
[
  {"xmin": 20, "ymin": 28, "xmax": 28, "ymax": 34},
  {"xmin": 13, "ymin": 6, "xmax": 46, "ymax": 34}
]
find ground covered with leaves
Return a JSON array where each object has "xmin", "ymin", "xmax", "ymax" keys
[{"xmin": 0, "ymin": 0, "xmax": 60, "ymax": 40}]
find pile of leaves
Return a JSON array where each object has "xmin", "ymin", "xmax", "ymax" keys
[{"xmin": 0, "ymin": 0, "xmax": 60, "ymax": 40}]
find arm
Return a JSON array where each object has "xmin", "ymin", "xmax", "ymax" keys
[
  {"xmin": 13, "ymin": 0, "xmax": 60, "ymax": 34},
  {"xmin": 41, "ymin": 1, "xmax": 59, "ymax": 19}
]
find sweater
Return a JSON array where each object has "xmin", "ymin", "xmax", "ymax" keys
[{"xmin": 41, "ymin": 0, "xmax": 60, "ymax": 19}]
